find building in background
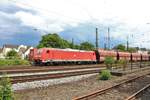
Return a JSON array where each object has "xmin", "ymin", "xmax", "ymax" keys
[
  {"xmin": 0, "ymin": 44, "xmax": 33, "ymax": 59},
  {"xmin": 2, "ymin": 44, "xmax": 19, "ymax": 56},
  {"xmin": 18, "ymin": 45, "xmax": 33, "ymax": 59},
  {"xmin": 0, "ymin": 48, "xmax": 4, "ymax": 59}
]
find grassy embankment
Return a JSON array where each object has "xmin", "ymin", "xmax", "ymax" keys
[{"xmin": 0, "ymin": 59, "xmax": 31, "ymax": 68}]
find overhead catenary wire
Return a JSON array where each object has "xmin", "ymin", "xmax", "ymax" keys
[{"xmin": 8, "ymin": 0, "xmax": 83, "ymax": 23}]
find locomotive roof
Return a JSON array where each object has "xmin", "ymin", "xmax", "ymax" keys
[{"xmin": 39, "ymin": 48, "xmax": 95, "ymax": 52}]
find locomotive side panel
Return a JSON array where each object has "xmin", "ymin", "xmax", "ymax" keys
[{"xmin": 35, "ymin": 48, "xmax": 97, "ymax": 64}]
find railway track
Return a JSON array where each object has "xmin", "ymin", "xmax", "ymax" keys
[
  {"xmin": 125, "ymin": 83, "xmax": 150, "ymax": 100},
  {"xmin": 9, "ymin": 68, "xmax": 102, "ymax": 84},
  {"xmin": 0, "ymin": 64, "xmax": 105, "ymax": 74},
  {"xmin": 3, "ymin": 65, "xmax": 149, "ymax": 84},
  {"xmin": 0, "ymin": 63, "xmax": 149, "ymax": 84},
  {"xmin": 73, "ymin": 72, "xmax": 150, "ymax": 100},
  {"xmin": 0, "ymin": 62, "xmax": 148, "ymax": 86},
  {"xmin": 0, "ymin": 62, "xmax": 148, "ymax": 74}
]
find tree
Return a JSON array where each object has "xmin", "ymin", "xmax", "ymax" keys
[
  {"xmin": 6, "ymin": 50, "xmax": 19, "ymax": 59},
  {"xmin": 128, "ymin": 47, "xmax": 137, "ymax": 53},
  {"xmin": 73, "ymin": 44, "xmax": 80, "ymax": 49},
  {"xmin": 37, "ymin": 33, "xmax": 94, "ymax": 50},
  {"xmin": 80, "ymin": 42, "xmax": 95, "ymax": 50},
  {"xmin": 37, "ymin": 33, "xmax": 71, "ymax": 49},
  {"xmin": 140, "ymin": 48, "xmax": 146, "ymax": 51},
  {"xmin": 113, "ymin": 44, "xmax": 126, "ymax": 51}
]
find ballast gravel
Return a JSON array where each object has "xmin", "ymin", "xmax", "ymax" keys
[
  {"xmin": 15, "ymin": 68, "xmax": 150, "ymax": 100},
  {"xmin": 13, "ymin": 73, "xmax": 98, "ymax": 90}
]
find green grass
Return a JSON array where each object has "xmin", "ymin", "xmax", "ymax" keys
[{"xmin": 0, "ymin": 59, "xmax": 30, "ymax": 67}]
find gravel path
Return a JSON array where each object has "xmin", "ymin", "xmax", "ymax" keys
[{"xmin": 15, "ymin": 68, "xmax": 150, "ymax": 100}]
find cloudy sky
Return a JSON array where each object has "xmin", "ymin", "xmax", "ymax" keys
[{"xmin": 0, "ymin": 0, "xmax": 150, "ymax": 48}]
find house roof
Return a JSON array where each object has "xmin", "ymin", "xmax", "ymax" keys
[
  {"xmin": 19, "ymin": 47, "xmax": 26, "ymax": 53},
  {"xmin": 19, "ymin": 46, "xmax": 32, "ymax": 54},
  {"xmin": 3, "ymin": 44, "xmax": 19, "ymax": 49},
  {"xmin": 25, "ymin": 46, "xmax": 32, "ymax": 52}
]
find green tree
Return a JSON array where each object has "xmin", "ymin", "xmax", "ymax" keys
[
  {"xmin": 0, "ymin": 74, "xmax": 14, "ymax": 100},
  {"xmin": 80, "ymin": 42, "xmax": 95, "ymax": 50},
  {"xmin": 37, "ymin": 33, "xmax": 71, "ymax": 49},
  {"xmin": 140, "ymin": 48, "xmax": 146, "ymax": 51},
  {"xmin": 6, "ymin": 50, "xmax": 19, "ymax": 59},
  {"xmin": 73, "ymin": 44, "xmax": 80, "ymax": 49},
  {"xmin": 128, "ymin": 47, "xmax": 137, "ymax": 53},
  {"xmin": 113, "ymin": 44, "xmax": 126, "ymax": 51}
]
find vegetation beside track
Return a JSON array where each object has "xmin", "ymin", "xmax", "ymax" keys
[
  {"xmin": 0, "ymin": 59, "xmax": 30, "ymax": 67},
  {"xmin": 99, "ymin": 70, "xmax": 111, "ymax": 80},
  {"xmin": 0, "ymin": 74, "xmax": 14, "ymax": 100},
  {"xmin": 0, "ymin": 49, "xmax": 31, "ymax": 68}
]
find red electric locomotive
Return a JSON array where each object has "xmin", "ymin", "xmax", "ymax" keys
[{"xmin": 29, "ymin": 48, "xmax": 97, "ymax": 65}]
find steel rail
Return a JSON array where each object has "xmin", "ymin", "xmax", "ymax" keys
[
  {"xmin": 0, "ymin": 65, "xmax": 105, "ymax": 74},
  {"xmin": 8, "ymin": 66, "xmax": 150, "ymax": 84},
  {"xmin": 125, "ymin": 83, "xmax": 150, "ymax": 100},
  {"xmin": 73, "ymin": 72, "xmax": 150, "ymax": 100},
  {"xmin": 0, "ymin": 63, "xmax": 146, "ymax": 74},
  {"xmin": 11, "ymin": 69, "xmax": 101, "ymax": 84}
]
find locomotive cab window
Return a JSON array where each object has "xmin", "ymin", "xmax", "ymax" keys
[{"xmin": 46, "ymin": 50, "xmax": 50, "ymax": 53}]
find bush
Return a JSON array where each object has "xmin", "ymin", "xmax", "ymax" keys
[
  {"xmin": 0, "ymin": 74, "xmax": 14, "ymax": 100},
  {"xmin": 6, "ymin": 50, "xmax": 20, "ymax": 59},
  {"xmin": 104, "ymin": 56, "xmax": 115, "ymax": 70},
  {"xmin": 100, "ymin": 70, "xmax": 111, "ymax": 80}
]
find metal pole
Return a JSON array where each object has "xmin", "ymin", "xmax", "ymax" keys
[
  {"xmin": 96, "ymin": 28, "xmax": 98, "ymax": 50},
  {"xmin": 131, "ymin": 53, "xmax": 133, "ymax": 70},
  {"xmin": 108, "ymin": 27, "xmax": 110, "ymax": 50},
  {"xmin": 127, "ymin": 36, "xmax": 129, "ymax": 51},
  {"xmin": 104, "ymin": 36, "xmax": 106, "ymax": 50},
  {"xmin": 72, "ymin": 38, "xmax": 74, "ymax": 49},
  {"xmin": 140, "ymin": 54, "xmax": 142, "ymax": 68}
]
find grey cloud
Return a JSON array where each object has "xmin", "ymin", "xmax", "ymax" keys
[{"xmin": 0, "ymin": 3, "xmax": 37, "ymax": 14}]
